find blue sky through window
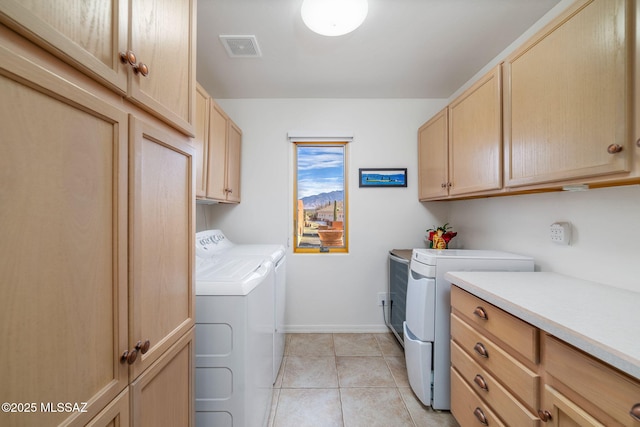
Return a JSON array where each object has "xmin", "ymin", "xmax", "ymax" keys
[{"xmin": 297, "ymin": 146, "xmax": 344, "ymax": 199}]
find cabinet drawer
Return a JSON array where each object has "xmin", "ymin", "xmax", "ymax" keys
[
  {"xmin": 452, "ymin": 286, "xmax": 539, "ymax": 364},
  {"xmin": 451, "ymin": 313, "xmax": 540, "ymax": 407},
  {"xmin": 451, "ymin": 367, "xmax": 506, "ymax": 427},
  {"xmin": 545, "ymin": 334, "xmax": 640, "ymax": 426},
  {"xmin": 452, "ymin": 340, "xmax": 540, "ymax": 425}
]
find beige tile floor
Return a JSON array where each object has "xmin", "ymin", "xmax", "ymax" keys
[{"xmin": 267, "ymin": 333, "xmax": 460, "ymax": 427}]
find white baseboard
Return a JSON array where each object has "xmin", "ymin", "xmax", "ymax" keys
[{"xmin": 283, "ymin": 324, "xmax": 390, "ymax": 334}]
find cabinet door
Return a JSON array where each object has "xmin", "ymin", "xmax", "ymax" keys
[
  {"xmin": 449, "ymin": 66, "xmax": 502, "ymax": 196},
  {"xmin": 86, "ymin": 389, "xmax": 130, "ymax": 427},
  {"xmin": 0, "ymin": 0, "xmax": 128, "ymax": 92},
  {"xmin": 130, "ymin": 328, "xmax": 194, "ymax": 427},
  {"xmin": 129, "ymin": 116, "xmax": 195, "ymax": 380},
  {"xmin": 418, "ymin": 108, "xmax": 449, "ymax": 200},
  {"xmin": 206, "ymin": 101, "xmax": 229, "ymax": 201},
  {"xmin": 225, "ymin": 120, "xmax": 242, "ymax": 203},
  {"xmin": 194, "ymin": 84, "xmax": 210, "ymax": 198},
  {"xmin": 0, "ymin": 45, "xmax": 128, "ymax": 426},
  {"xmin": 504, "ymin": 0, "xmax": 631, "ymax": 187},
  {"xmin": 542, "ymin": 386, "xmax": 605, "ymax": 427},
  {"xmin": 129, "ymin": 0, "xmax": 195, "ymax": 136}
]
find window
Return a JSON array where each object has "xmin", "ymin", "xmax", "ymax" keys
[{"xmin": 293, "ymin": 141, "xmax": 348, "ymax": 253}]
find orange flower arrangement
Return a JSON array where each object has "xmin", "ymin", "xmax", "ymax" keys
[{"xmin": 426, "ymin": 223, "xmax": 457, "ymax": 249}]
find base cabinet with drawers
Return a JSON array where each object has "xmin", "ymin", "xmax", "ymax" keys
[
  {"xmin": 450, "ymin": 286, "xmax": 541, "ymax": 427},
  {"xmin": 450, "ymin": 285, "xmax": 640, "ymax": 427},
  {"xmin": 542, "ymin": 334, "xmax": 640, "ymax": 427}
]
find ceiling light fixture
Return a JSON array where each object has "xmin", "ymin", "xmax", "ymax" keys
[{"xmin": 301, "ymin": 0, "xmax": 368, "ymax": 37}]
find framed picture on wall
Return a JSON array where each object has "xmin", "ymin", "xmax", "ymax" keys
[{"xmin": 359, "ymin": 168, "xmax": 407, "ymax": 187}]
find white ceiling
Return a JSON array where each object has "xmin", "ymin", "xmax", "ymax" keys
[{"xmin": 196, "ymin": 0, "xmax": 561, "ymax": 99}]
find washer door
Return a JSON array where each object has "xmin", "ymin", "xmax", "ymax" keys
[
  {"xmin": 405, "ymin": 270, "xmax": 436, "ymax": 341},
  {"xmin": 404, "ymin": 322, "xmax": 432, "ymax": 406}
]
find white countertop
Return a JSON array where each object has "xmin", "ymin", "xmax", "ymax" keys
[{"xmin": 444, "ymin": 271, "xmax": 640, "ymax": 380}]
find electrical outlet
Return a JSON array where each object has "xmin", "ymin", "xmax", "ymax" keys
[
  {"xmin": 377, "ymin": 292, "xmax": 387, "ymax": 306},
  {"xmin": 550, "ymin": 222, "xmax": 571, "ymax": 245}
]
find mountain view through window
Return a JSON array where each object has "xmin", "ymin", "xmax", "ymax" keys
[{"xmin": 294, "ymin": 143, "xmax": 348, "ymax": 253}]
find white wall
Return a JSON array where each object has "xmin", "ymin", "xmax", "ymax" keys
[
  {"xmin": 196, "ymin": 0, "xmax": 640, "ymax": 331},
  {"xmin": 447, "ymin": 185, "xmax": 640, "ymax": 292},
  {"xmin": 197, "ymin": 99, "xmax": 449, "ymax": 332}
]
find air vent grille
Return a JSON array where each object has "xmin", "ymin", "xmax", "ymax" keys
[{"xmin": 219, "ymin": 35, "xmax": 262, "ymax": 58}]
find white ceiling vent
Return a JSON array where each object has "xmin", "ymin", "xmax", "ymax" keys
[{"xmin": 219, "ymin": 35, "xmax": 262, "ymax": 58}]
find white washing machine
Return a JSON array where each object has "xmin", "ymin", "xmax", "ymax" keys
[
  {"xmin": 404, "ymin": 249, "xmax": 534, "ymax": 410},
  {"xmin": 195, "ymin": 242, "xmax": 275, "ymax": 427},
  {"xmin": 195, "ymin": 229, "xmax": 286, "ymax": 383}
]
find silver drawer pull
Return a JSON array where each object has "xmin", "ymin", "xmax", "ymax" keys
[
  {"xmin": 630, "ymin": 403, "xmax": 640, "ymax": 422},
  {"xmin": 473, "ymin": 407, "xmax": 488, "ymax": 426},
  {"xmin": 473, "ymin": 306, "xmax": 488, "ymax": 320},
  {"xmin": 474, "ymin": 342, "xmax": 489, "ymax": 358},
  {"xmin": 473, "ymin": 374, "xmax": 489, "ymax": 391}
]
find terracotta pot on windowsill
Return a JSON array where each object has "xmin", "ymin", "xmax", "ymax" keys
[{"xmin": 317, "ymin": 229, "xmax": 343, "ymax": 246}]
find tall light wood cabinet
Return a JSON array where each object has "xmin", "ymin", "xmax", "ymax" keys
[
  {"xmin": 195, "ymin": 86, "xmax": 243, "ymax": 204},
  {"xmin": 128, "ymin": 116, "xmax": 195, "ymax": 380},
  {"xmin": 128, "ymin": 0, "xmax": 194, "ymax": 135},
  {"xmin": 418, "ymin": 66, "xmax": 502, "ymax": 201},
  {"xmin": 130, "ymin": 329, "xmax": 194, "ymax": 427},
  {"xmin": 0, "ymin": 16, "xmax": 195, "ymax": 427},
  {"xmin": 0, "ymin": 44, "xmax": 129, "ymax": 427},
  {"xmin": 504, "ymin": 0, "xmax": 637, "ymax": 188},
  {"xmin": 0, "ymin": 0, "xmax": 196, "ymax": 135},
  {"xmin": 85, "ymin": 389, "xmax": 130, "ymax": 427}
]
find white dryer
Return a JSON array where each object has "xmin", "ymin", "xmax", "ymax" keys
[
  {"xmin": 195, "ymin": 242, "xmax": 275, "ymax": 427},
  {"xmin": 195, "ymin": 229, "xmax": 286, "ymax": 383},
  {"xmin": 404, "ymin": 249, "xmax": 534, "ymax": 410}
]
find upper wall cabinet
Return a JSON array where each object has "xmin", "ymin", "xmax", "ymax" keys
[
  {"xmin": 449, "ymin": 65, "xmax": 502, "ymax": 196},
  {"xmin": 194, "ymin": 84, "xmax": 211, "ymax": 198},
  {"xmin": 194, "ymin": 84, "xmax": 243, "ymax": 203},
  {"xmin": 418, "ymin": 108, "xmax": 449, "ymax": 200},
  {"xmin": 418, "ymin": 66, "xmax": 502, "ymax": 201},
  {"xmin": 0, "ymin": 0, "xmax": 195, "ymax": 136},
  {"xmin": 504, "ymin": 0, "xmax": 638, "ymax": 189},
  {"xmin": 205, "ymin": 101, "xmax": 242, "ymax": 203}
]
